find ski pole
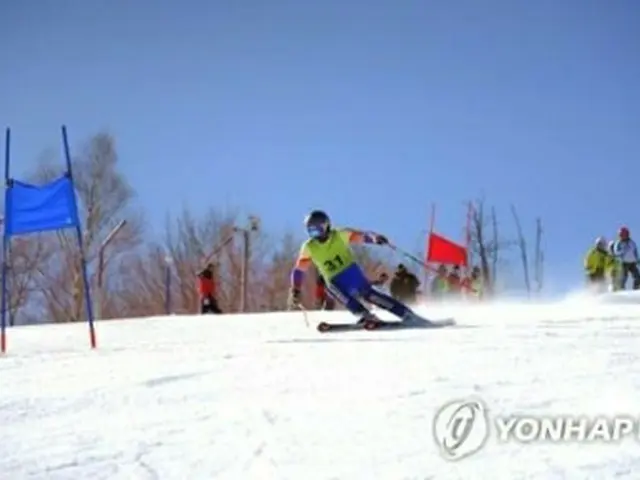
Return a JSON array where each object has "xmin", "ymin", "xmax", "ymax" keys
[
  {"xmin": 388, "ymin": 244, "xmax": 437, "ymax": 273},
  {"xmin": 296, "ymin": 304, "xmax": 310, "ymax": 327}
]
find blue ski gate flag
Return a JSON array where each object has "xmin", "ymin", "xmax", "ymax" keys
[{"xmin": 1, "ymin": 126, "xmax": 96, "ymax": 353}]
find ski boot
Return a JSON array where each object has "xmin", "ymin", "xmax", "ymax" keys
[
  {"xmin": 317, "ymin": 321, "xmax": 332, "ymax": 332},
  {"xmin": 357, "ymin": 313, "xmax": 385, "ymax": 330},
  {"xmin": 401, "ymin": 310, "xmax": 432, "ymax": 326}
]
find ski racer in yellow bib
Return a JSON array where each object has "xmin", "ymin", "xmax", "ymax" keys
[{"xmin": 287, "ymin": 210, "xmax": 427, "ymax": 327}]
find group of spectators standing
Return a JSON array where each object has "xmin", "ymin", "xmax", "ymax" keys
[
  {"xmin": 584, "ymin": 226, "xmax": 640, "ymax": 292},
  {"xmin": 313, "ymin": 262, "xmax": 486, "ymax": 311},
  {"xmin": 196, "ymin": 261, "xmax": 487, "ymax": 315}
]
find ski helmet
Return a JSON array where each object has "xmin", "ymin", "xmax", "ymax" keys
[
  {"xmin": 304, "ymin": 210, "xmax": 331, "ymax": 240},
  {"xmin": 595, "ymin": 236, "xmax": 606, "ymax": 249},
  {"xmin": 619, "ymin": 226, "xmax": 630, "ymax": 239}
]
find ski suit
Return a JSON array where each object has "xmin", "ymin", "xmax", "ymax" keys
[{"xmin": 291, "ymin": 228, "xmax": 412, "ymax": 319}]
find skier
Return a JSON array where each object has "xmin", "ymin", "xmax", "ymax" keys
[
  {"xmin": 611, "ymin": 226, "xmax": 640, "ymax": 290},
  {"xmin": 287, "ymin": 210, "xmax": 427, "ymax": 329}
]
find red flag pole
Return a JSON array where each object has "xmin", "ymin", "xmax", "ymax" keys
[
  {"xmin": 429, "ymin": 203, "xmax": 436, "ymax": 235},
  {"xmin": 422, "ymin": 202, "xmax": 436, "ymax": 296},
  {"xmin": 426, "ymin": 203, "xmax": 436, "ymax": 262},
  {"xmin": 465, "ymin": 201, "xmax": 473, "ymax": 267},
  {"xmin": 424, "ymin": 203, "xmax": 436, "ymax": 285}
]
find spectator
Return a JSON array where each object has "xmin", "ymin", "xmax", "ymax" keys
[
  {"xmin": 198, "ymin": 263, "xmax": 222, "ymax": 314},
  {"xmin": 584, "ymin": 237, "xmax": 610, "ymax": 292},
  {"xmin": 430, "ymin": 264, "xmax": 449, "ymax": 299},
  {"xmin": 447, "ymin": 265, "xmax": 463, "ymax": 297},
  {"xmin": 389, "ymin": 264, "xmax": 420, "ymax": 304},
  {"xmin": 612, "ymin": 226, "xmax": 640, "ymax": 290},
  {"xmin": 463, "ymin": 266, "xmax": 484, "ymax": 300}
]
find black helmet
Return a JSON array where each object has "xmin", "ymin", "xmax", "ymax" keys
[{"xmin": 304, "ymin": 210, "xmax": 331, "ymax": 240}]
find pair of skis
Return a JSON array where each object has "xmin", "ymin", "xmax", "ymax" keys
[{"xmin": 316, "ymin": 316, "xmax": 455, "ymax": 333}]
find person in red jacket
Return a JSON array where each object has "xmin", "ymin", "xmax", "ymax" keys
[{"xmin": 198, "ymin": 263, "xmax": 222, "ymax": 314}]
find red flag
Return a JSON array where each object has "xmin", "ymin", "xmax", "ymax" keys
[{"xmin": 426, "ymin": 233, "xmax": 468, "ymax": 266}]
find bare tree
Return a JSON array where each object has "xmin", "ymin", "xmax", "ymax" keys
[
  {"xmin": 468, "ymin": 198, "xmax": 504, "ymax": 295},
  {"xmin": 162, "ymin": 207, "xmax": 240, "ymax": 314},
  {"xmin": 119, "ymin": 208, "xmax": 275, "ymax": 316},
  {"xmin": 467, "ymin": 197, "xmax": 543, "ymax": 296},
  {"xmin": 534, "ymin": 217, "xmax": 544, "ymax": 294},
  {"xmin": 3, "ymin": 235, "xmax": 56, "ymax": 325},
  {"xmin": 116, "ymin": 245, "xmax": 175, "ymax": 318},
  {"xmin": 257, "ymin": 232, "xmax": 300, "ymax": 311},
  {"xmin": 510, "ymin": 204, "xmax": 531, "ymax": 297},
  {"xmin": 31, "ymin": 132, "xmax": 143, "ymax": 322},
  {"xmin": 490, "ymin": 206, "xmax": 499, "ymax": 286},
  {"xmin": 207, "ymin": 214, "xmax": 267, "ymax": 313}
]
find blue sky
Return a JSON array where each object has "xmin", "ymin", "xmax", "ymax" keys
[{"xmin": 1, "ymin": 0, "xmax": 639, "ymax": 293}]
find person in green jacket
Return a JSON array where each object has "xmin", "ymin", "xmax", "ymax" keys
[
  {"xmin": 430, "ymin": 264, "xmax": 449, "ymax": 300},
  {"xmin": 584, "ymin": 237, "xmax": 610, "ymax": 292}
]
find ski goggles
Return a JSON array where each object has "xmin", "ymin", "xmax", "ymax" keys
[{"xmin": 307, "ymin": 225, "xmax": 326, "ymax": 239}]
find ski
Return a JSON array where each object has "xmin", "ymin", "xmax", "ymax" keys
[
  {"xmin": 316, "ymin": 320, "xmax": 394, "ymax": 332},
  {"xmin": 316, "ymin": 322, "xmax": 370, "ymax": 332},
  {"xmin": 316, "ymin": 317, "xmax": 455, "ymax": 333}
]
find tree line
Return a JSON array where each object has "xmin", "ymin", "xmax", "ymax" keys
[{"xmin": 3, "ymin": 132, "xmax": 544, "ymax": 325}]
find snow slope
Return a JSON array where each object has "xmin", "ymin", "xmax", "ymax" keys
[{"xmin": 2, "ymin": 294, "xmax": 640, "ymax": 480}]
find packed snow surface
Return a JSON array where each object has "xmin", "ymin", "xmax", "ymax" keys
[{"xmin": 2, "ymin": 291, "xmax": 640, "ymax": 479}]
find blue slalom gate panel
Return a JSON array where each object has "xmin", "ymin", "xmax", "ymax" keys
[
  {"xmin": 4, "ymin": 176, "xmax": 80, "ymax": 237},
  {"xmin": 1, "ymin": 126, "xmax": 96, "ymax": 353}
]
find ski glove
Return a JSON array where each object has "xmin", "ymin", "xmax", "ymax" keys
[{"xmin": 288, "ymin": 288, "xmax": 302, "ymax": 309}]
